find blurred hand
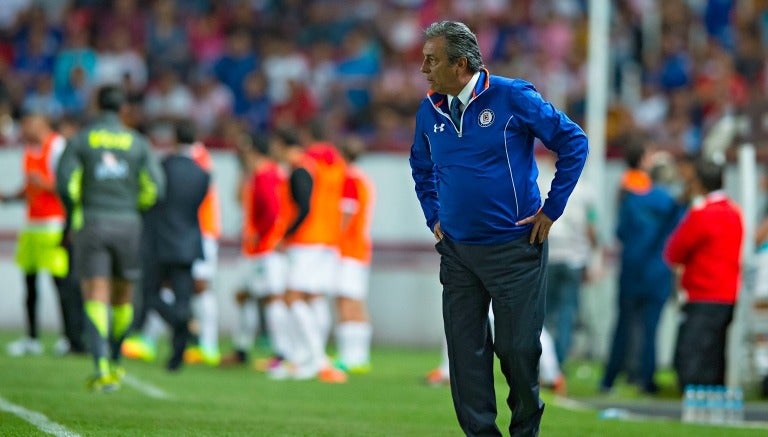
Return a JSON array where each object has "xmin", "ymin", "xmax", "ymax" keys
[
  {"xmin": 516, "ymin": 211, "xmax": 553, "ymax": 244},
  {"xmin": 433, "ymin": 221, "xmax": 443, "ymax": 241}
]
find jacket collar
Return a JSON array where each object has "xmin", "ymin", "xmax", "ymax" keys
[{"xmin": 427, "ymin": 68, "xmax": 490, "ymax": 112}]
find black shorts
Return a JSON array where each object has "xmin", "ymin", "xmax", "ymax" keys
[{"xmin": 74, "ymin": 218, "xmax": 141, "ymax": 281}]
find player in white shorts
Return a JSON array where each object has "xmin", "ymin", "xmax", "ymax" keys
[
  {"xmin": 221, "ymin": 133, "xmax": 293, "ymax": 369},
  {"xmin": 269, "ymin": 128, "xmax": 347, "ymax": 383},
  {"xmin": 333, "ymin": 136, "xmax": 375, "ymax": 373}
]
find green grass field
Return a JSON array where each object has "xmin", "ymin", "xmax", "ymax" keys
[{"xmin": 0, "ymin": 331, "xmax": 764, "ymax": 437}]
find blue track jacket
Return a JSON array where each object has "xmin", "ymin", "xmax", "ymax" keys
[{"xmin": 410, "ymin": 70, "xmax": 589, "ymax": 244}]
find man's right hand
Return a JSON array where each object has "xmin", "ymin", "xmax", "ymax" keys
[{"xmin": 433, "ymin": 221, "xmax": 443, "ymax": 241}]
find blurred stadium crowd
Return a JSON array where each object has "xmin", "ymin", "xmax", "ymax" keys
[{"xmin": 0, "ymin": 0, "xmax": 767, "ymax": 156}]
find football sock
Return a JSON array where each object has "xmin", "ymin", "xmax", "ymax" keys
[
  {"xmin": 84, "ymin": 300, "xmax": 110, "ymax": 376},
  {"xmin": 309, "ymin": 296, "xmax": 331, "ymax": 349},
  {"xmin": 194, "ymin": 289, "xmax": 219, "ymax": 352},
  {"xmin": 110, "ymin": 303, "xmax": 133, "ymax": 363},
  {"xmin": 539, "ymin": 328, "xmax": 561, "ymax": 384},
  {"xmin": 336, "ymin": 321, "xmax": 372, "ymax": 367},
  {"xmin": 234, "ymin": 299, "xmax": 257, "ymax": 353},
  {"xmin": 439, "ymin": 338, "xmax": 450, "ymax": 376},
  {"xmin": 24, "ymin": 274, "xmax": 38, "ymax": 339},
  {"xmin": 265, "ymin": 300, "xmax": 291, "ymax": 358},
  {"xmin": 290, "ymin": 300, "xmax": 324, "ymax": 370}
]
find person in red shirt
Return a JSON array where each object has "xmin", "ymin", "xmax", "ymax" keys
[
  {"xmin": 664, "ymin": 158, "xmax": 743, "ymax": 389},
  {"xmin": 221, "ymin": 133, "xmax": 292, "ymax": 368}
]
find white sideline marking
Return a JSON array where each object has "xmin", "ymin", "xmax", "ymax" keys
[
  {"xmin": 121, "ymin": 375, "xmax": 171, "ymax": 399},
  {"xmin": 0, "ymin": 395, "xmax": 81, "ymax": 437}
]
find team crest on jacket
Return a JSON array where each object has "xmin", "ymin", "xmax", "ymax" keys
[{"xmin": 478, "ymin": 109, "xmax": 494, "ymax": 127}]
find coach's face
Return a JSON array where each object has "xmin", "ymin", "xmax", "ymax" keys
[{"xmin": 421, "ymin": 36, "xmax": 464, "ymax": 96}]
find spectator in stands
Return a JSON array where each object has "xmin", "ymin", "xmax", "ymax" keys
[
  {"xmin": 12, "ymin": 16, "xmax": 58, "ymax": 93},
  {"xmin": 189, "ymin": 68, "xmax": 233, "ymax": 137},
  {"xmin": 97, "ymin": 0, "xmax": 145, "ymax": 50},
  {"xmin": 56, "ymin": 65, "xmax": 91, "ymax": 116},
  {"xmin": 213, "ymin": 27, "xmax": 258, "ymax": 113},
  {"xmin": 236, "ymin": 70, "xmax": 270, "ymax": 135},
  {"xmin": 336, "ymin": 26, "xmax": 381, "ymax": 130},
  {"xmin": 52, "ymin": 28, "xmax": 96, "ymax": 99},
  {"xmin": 145, "ymin": 0, "xmax": 189, "ymax": 77},
  {"xmin": 22, "ymin": 75, "xmax": 62, "ymax": 120},
  {"xmin": 143, "ymin": 68, "xmax": 193, "ymax": 145},
  {"xmin": 94, "ymin": 26, "xmax": 147, "ymax": 92},
  {"xmin": 187, "ymin": 6, "xmax": 226, "ymax": 70}
]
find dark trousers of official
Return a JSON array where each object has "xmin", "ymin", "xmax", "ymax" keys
[
  {"xmin": 58, "ymin": 240, "xmax": 85, "ymax": 352},
  {"xmin": 436, "ymin": 236, "xmax": 547, "ymax": 437},
  {"xmin": 674, "ymin": 302, "xmax": 734, "ymax": 390},
  {"xmin": 143, "ymin": 261, "xmax": 194, "ymax": 370},
  {"xmin": 602, "ymin": 294, "xmax": 666, "ymax": 392}
]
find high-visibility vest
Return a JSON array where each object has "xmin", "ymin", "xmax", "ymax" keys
[
  {"xmin": 190, "ymin": 142, "xmax": 222, "ymax": 239},
  {"xmin": 23, "ymin": 133, "xmax": 66, "ymax": 223},
  {"xmin": 241, "ymin": 161, "xmax": 290, "ymax": 256},
  {"xmin": 339, "ymin": 166, "xmax": 374, "ymax": 263},
  {"xmin": 285, "ymin": 150, "xmax": 345, "ymax": 247}
]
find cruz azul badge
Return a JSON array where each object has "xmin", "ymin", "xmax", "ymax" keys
[{"xmin": 478, "ymin": 109, "xmax": 494, "ymax": 127}]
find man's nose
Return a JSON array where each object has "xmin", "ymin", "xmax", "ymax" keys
[{"xmin": 420, "ymin": 62, "xmax": 429, "ymax": 73}]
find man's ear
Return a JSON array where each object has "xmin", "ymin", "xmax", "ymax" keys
[{"xmin": 456, "ymin": 56, "xmax": 468, "ymax": 72}]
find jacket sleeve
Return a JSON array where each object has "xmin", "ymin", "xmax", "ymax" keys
[
  {"xmin": 55, "ymin": 135, "xmax": 82, "ymax": 216},
  {"xmin": 409, "ymin": 109, "xmax": 440, "ymax": 232},
  {"xmin": 137, "ymin": 140, "xmax": 165, "ymax": 211},
  {"xmin": 664, "ymin": 210, "xmax": 699, "ymax": 265},
  {"xmin": 510, "ymin": 82, "xmax": 589, "ymax": 221}
]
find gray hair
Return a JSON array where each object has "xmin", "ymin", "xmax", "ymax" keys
[{"xmin": 424, "ymin": 21, "xmax": 484, "ymax": 72}]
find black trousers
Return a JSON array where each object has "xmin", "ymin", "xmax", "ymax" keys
[
  {"xmin": 674, "ymin": 302, "xmax": 734, "ymax": 390},
  {"xmin": 58, "ymin": 239, "xmax": 85, "ymax": 351},
  {"xmin": 437, "ymin": 236, "xmax": 547, "ymax": 437},
  {"xmin": 143, "ymin": 261, "xmax": 194, "ymax": 370}
]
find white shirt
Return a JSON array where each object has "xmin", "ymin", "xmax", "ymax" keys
[{"xmin": 448, "ymin": 71, "xmax": 481, "ymax": 111}]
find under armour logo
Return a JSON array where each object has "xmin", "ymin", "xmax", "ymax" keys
[{"xmin": 434, "ymin": 123, "xmax": 445, "ymax": 132}]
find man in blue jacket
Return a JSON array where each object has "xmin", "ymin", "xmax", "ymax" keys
[{"xmin": 410, "ymin": 21, "xmax": 588, "ymax": 436}]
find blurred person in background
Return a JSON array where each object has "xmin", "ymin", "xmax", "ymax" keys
[
  {"xmin": 21, "ymin": 75, "xmax": 63, "ymax": 121},
  {"xmin": 213, "ymin": 27, "xmax": 258, "ymax": 114},
  {"xmin": 55, "ymin": 114, "xmax": 86, "ymax": 356},
  {"xmin": 145, "ymin": 0, "xmax": 189, "ymax": 78},
  {"xmin": 302, "ymin": 122, "xmax": 347, "ymax": 357},
  {"xmin": 540, "ymin": 153, "xmax": 599, "ymax": 367},
  {"xmin": 140, "ymin": 120, "xmax": 208, "ymax": 373},
  {"xmin": 188, "ymin": 68, "xmax": 233, "ymax": 137},
  {"xmin": 665, "ymin": 158, "xmax": 743, "ymax": 390},
  {"xmin": 123, "ymin": 133, "xmax": 222, "ymax": 367},
  {"xmin": 143, "ymin": 67, "xmax": 193, "ymax": 146},
  {"xmin": 333, "ymin": 135, "xmax": 375, "ymax": 374},
  {"xmin": 221, "ymin": 133, "xmax": 291, "ymax": 370},
  {"xmin": 269, "ymin": 128, "xmax": 347, "ymax": 383},
  {"xmin": 56, "ymin": 85, "xmax": 164, "ymax": 392},
  {"xmin": 235, "ymin": 70, "xmax": 271, "ymax": 134},
  {"xmin": 93, "ymin": 26, "xmax": 147, "ymax": 93},
  {"xmin": 52, "ymin": 28, "xmax": 96, "ymax": 102},
  {"xmin": 1, "ymin": 112, "xmax": 68, "ymax": 357},
  {"xmin": 183, "ymin": 134, "xmax": 223, "ymax": 366},
  {"xmin": 410, "ymin": 21, "xmax": 588, "ymax": 436},
  {"xmin": 600, "ymin": 141, "xmax": 682, "ymax": 395}
]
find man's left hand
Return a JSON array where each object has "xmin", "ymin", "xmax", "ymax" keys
[{"xmin": 516, "ymin": 211, "xmax": 553, "ymax": 244}]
